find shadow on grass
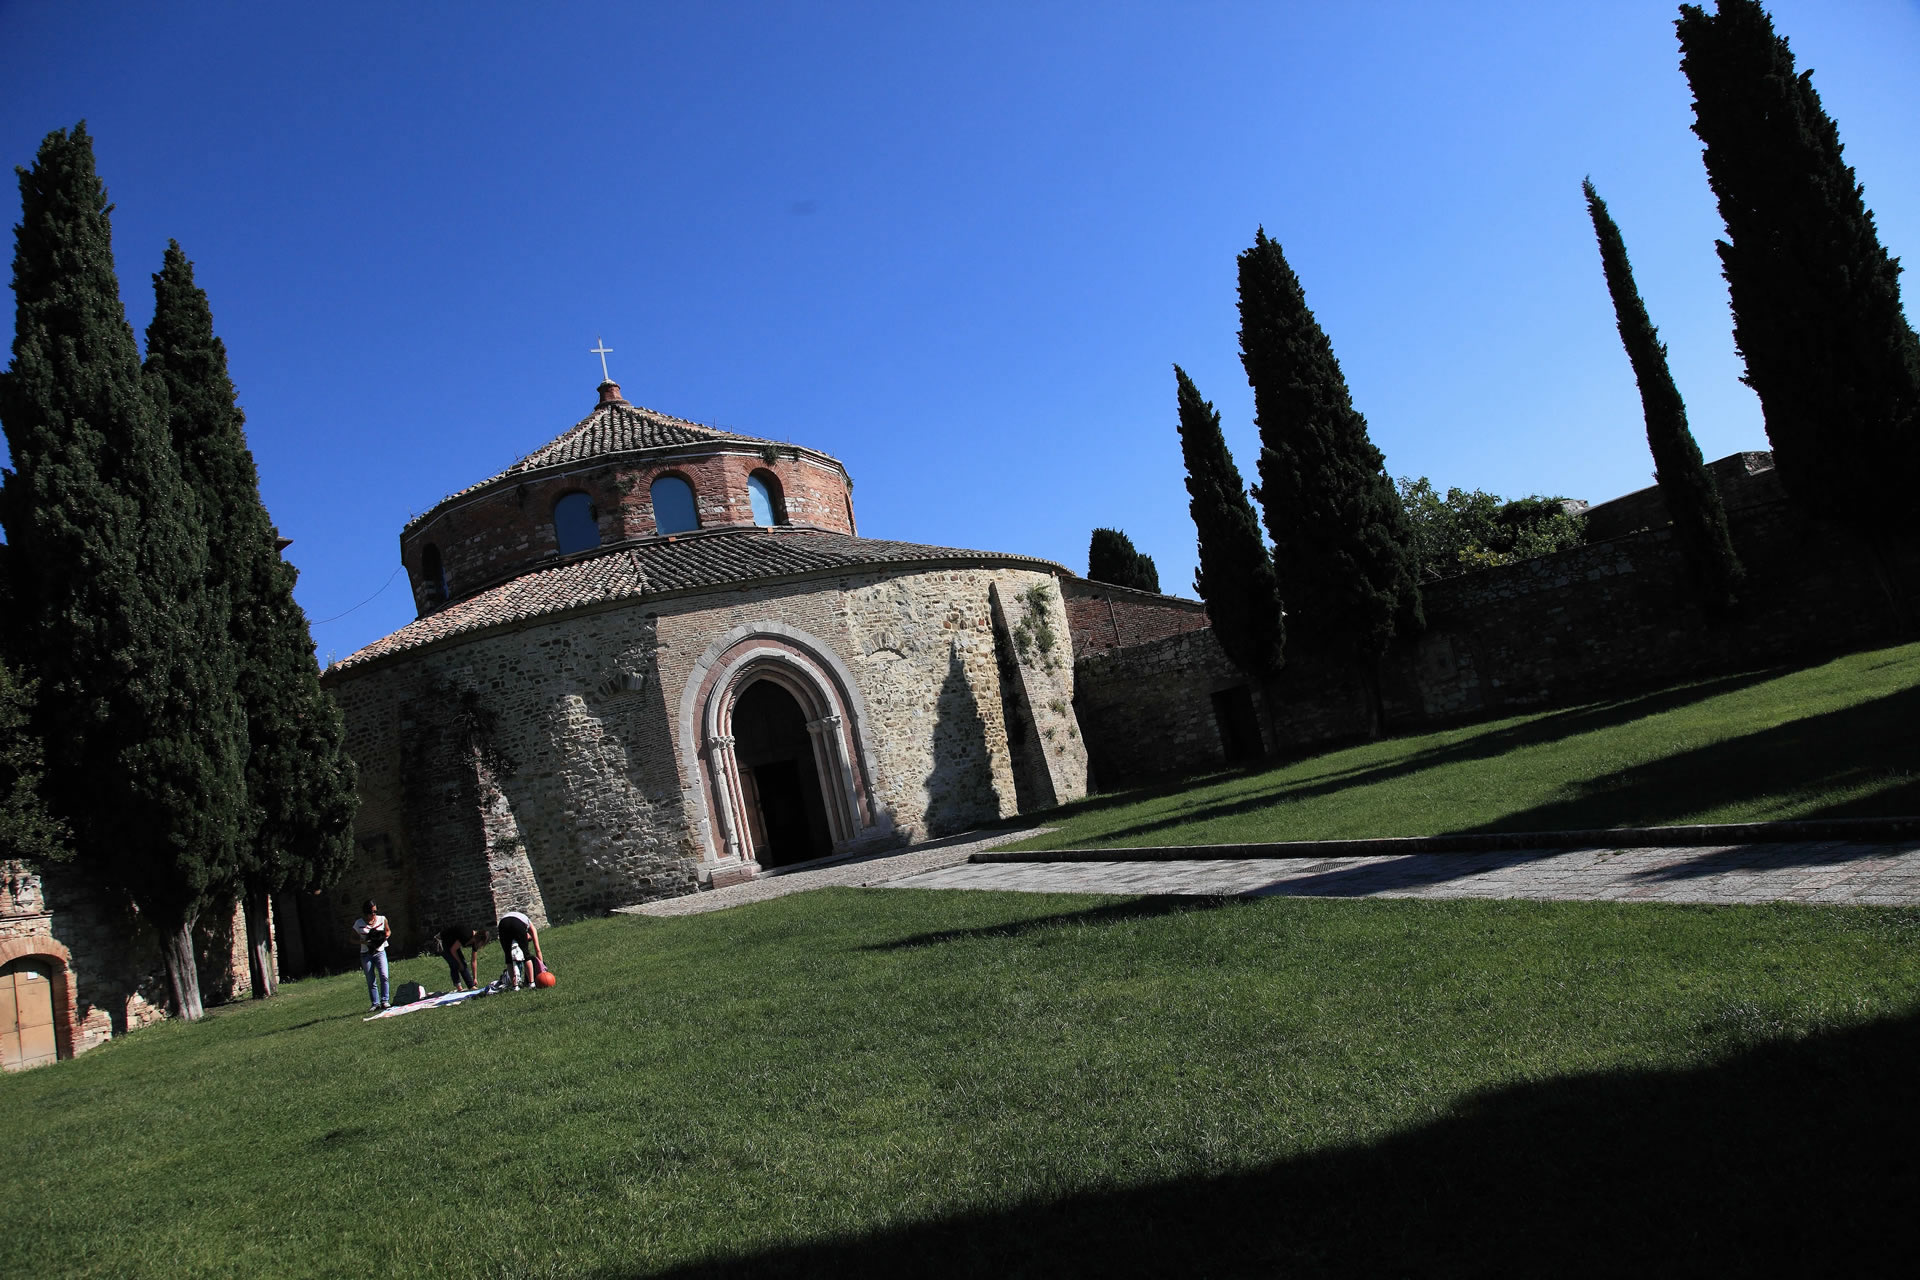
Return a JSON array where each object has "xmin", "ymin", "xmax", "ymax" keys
[
  {"xmin": 1474, "ymin": 682, "xmax": 1920, "ymax": 837},
  {"xmin": 1235, "ymin": 840, "xmax": 1916, "ymax": 898},
  {"xmin": 625, "ymin": 1008, "xmax": 1920, "ymax": 1278},
  {"xmin": 861, "ymin": 895, "xmax": 1242, "ymax": 952},
  {"xmin": 1060, "ymin": 668, "xmax": 1786, "ymax": 847}
]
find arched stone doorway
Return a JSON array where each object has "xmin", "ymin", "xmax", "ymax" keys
[
  {"xmin": 682, "ymin": 622, "xmax": 885, "ymax": 874},
  {"xmin": 732, "ymin": 680, "xmax": 833, "ymax": 867}
]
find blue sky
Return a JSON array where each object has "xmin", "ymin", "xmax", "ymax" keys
[{"xmin": 3, "ymin": 1, "xmax": 1916, "ymax": 662}]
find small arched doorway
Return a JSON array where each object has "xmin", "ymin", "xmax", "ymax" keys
[{"xmin": 732, "ymin": 680, "xmax": 833, "ymax": 867}]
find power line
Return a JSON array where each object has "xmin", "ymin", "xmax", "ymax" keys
[{"xmin": 312, "ymin": 565, "xmax": 403, "ymax": 626}]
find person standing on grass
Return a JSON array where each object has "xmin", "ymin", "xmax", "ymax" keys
[
  {"xmin": 437, "ymin": 924, "xmax": 489, "ymax": 992},
  {"xmin": 353, "ymin": 899, "xmax": 393, "ymax": 1012},
  {"xmin": 496, "ymin": 909, "xmax": 545, "ymax": 990}
]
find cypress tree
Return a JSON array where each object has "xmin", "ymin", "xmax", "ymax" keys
[
  {"xmin": 144, "ymin": 243, "xmax": 358, "ymax": 998},
  {"xmin": 1173, "ymin": 365, "xmax": 1285, "ymax": 678},
  {"xmin": 1677, "ymin": 0, "xmax": 1920, "ymax": 535},
  {"xmin": 1087, "ymin": 527, "xmax": 1161, "ymax": 593},
  {"xmin": 0, "ymin": 124, "xmax": 247, "ymax": 1019},
  {"xmin": 0, "ymin": 546, "xmax": 70, "ymax": 865},
  {"xmin": 1238, "ymin": 228, "xmax": 1421, "ymax": 733},
  {"xmin": 1584, "ymin": 180, "xmax": 1745, "ymax": 612}
]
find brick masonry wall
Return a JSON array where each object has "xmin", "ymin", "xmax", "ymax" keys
[
  {"xmin": 323, "ymin": 563, "xmax": 1089, "ymax": 950},
  {"xmin": 1061, "ymin": 577, "xmax": 1212, "ymax": 658},
  {"xmin": 1075, "ymin": 480, "xmax": 1920, "ymax": 785},
  {"xmin": 402, "ymin": 448, "xmax": 854, "ymax": 613}
]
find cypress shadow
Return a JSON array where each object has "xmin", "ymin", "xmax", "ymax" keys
[
  {"xmin": 861, "ymin": 894, "xmax": 1242, "ymax": 952},
  {"xmin": 1077, "ymin": 668, "xmax": 1784, "ymax": 847},
  {"xmin": 619, "ymin": 1007, "xmax": 1920, "ymax": 1278}
]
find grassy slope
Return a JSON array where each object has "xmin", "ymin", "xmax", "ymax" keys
[
  {"xmin": 1018, "ymin": 640, "xmax": 1920, "ymax": 850},
  {"xmin": 9, "ymin": 889, "xmax": 1920, "ymax": 1277}
]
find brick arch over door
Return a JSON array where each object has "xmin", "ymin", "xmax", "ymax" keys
[
  {"xmin": 678, "ymin": 622, "xmax": 886, "ymax": 868},
  {"xmin": 0, "ymin": 936, "xmax": 77, "ymax": 1066}
]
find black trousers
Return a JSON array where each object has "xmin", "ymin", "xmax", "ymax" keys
[{"xmin": 444, "ymin": 949, "xmax": 475, "ymax": 988}]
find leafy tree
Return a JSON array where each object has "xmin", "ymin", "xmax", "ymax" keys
[
  {"xmin": 1238, "ymin": 228, "xmax": 1421, "ymax": 733},
  {"xmin": 1173, "ymin": 365, "xmax": 1284, "ymax": 678},
  {"xmin": 1397, "ymin": 479, "xmax": 1587, "ymax": 582},
  {"xmin": 1585, "ymin": 179, "xmax": 1744, "ymax": 611},
  {"xmin": 143, "ymin": 243, "xmax": 358, "ymax": 998},
  {"xmin": 0, "ymin": 124, "xmax": 247, "ymax": 1019},
  {"xmin": 1086, "ymin": 527, "xmax": 1161, "ymax": 593},
  {"xmin": 1677, "ymin": 0, "xmax": 1920, "ymax": 536}
]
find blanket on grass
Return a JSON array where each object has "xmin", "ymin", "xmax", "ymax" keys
[{"xmin": 362, "ymin": 988, "xmax": 491, "ymax": 1021}]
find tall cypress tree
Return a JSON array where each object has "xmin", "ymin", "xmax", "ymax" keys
[
  {"xmin": 1173, "ymin": 365, "xmax": 1284, "ymax": 678},
  {"xmin": 143, "ymin": 243, "xmax": 357, "ymax": 998},
  {"xmin": 1238, "ymin": 229, "xmax": 1421, "ymax": 732},
  {"xmin": 1087, "ymin": 527, "xmax": 1161, "ymax": 593},
  {"xmin": 1584, "ymin": 180, "xmax": 1745, "ymax": 612},
  {"xmin": 0, "ymin": 546, "xmax": 70, "ymax": 865},
  {"xmin": 0, "ymin": 124, "xmax": 247, "ymax": 1019},
  {"xmin": 1677, "ymin": 0, "xmax": 1920, "ymax": 535}
]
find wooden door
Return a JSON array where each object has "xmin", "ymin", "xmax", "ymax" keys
[{"xmin": 2, "ymin": 958, "xmax": 58, "ymax": 1071}]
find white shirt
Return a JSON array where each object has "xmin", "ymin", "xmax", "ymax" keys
[{"xmin": 353, "ymin": 914, "xmax": 390, "ymax": 954}]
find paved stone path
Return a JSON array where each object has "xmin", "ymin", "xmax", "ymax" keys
[
  {"xmin": 614, "ymin": 827, "xmax": 1047, "ymax": 917},
  {"xmin": 881, "ymin": 840, "xmax": 1920, "ymax": 907}
]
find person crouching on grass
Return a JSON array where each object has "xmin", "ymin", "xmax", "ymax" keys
[
  {"xmin": 353, "ymin": 899, "xmax": 392, "ymax": 1012},
  {"xmin": 496, "ymin": 909, "xmax": 545, "ymax": 990},
  {"xmin": 438, "ymin": 924, "xmax": 489, "ymax": 992}
]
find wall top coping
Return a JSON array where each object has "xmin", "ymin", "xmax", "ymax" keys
[{"xmin": 1060, "ymin": 575, "xmax": 1209, "ymax": 612}]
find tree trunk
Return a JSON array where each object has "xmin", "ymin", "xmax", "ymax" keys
[
  {"xmin": 1859, "ymin": 531, "xmax": 1913, "ymax": 637},
  {"xmin": 1358, "ymin": 660, "xmax": 1387, "ymax": 740},
  {"xmin": 243, "ymin": 886, "xmax": 277, "ymax": 999},
  {"xmin": 163, "ymin": 920, "xmax": 205, "ymax": 1022},
  {"xmin": 272, "ymin": 891, "xmax": 309, "ymax": 980}
]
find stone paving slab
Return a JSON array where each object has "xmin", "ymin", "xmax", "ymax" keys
[
  {"xmin": 877, "ymin": 840, "xmax": 1920, "ymax": 907},
  {"xmin": 613, "ymin": 827, "xmax": 1050, "ymax": 917}
]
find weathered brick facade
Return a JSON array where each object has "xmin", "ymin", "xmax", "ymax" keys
[
  {"xmin": 400, "ymin": 387, "xmax": 856, "ymax": 613},
  {"xmin": 1061, "ymin": 577, "xmax": 1212, "ymax": 658}
]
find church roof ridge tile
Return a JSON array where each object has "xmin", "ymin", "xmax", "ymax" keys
[
  {"xmin": 327, "ymin": 528, "xmax": 1066, "ymax": 676},
  {"xmin": 403, "ymin": 400, "xmax": 818, "ymax": 534}
]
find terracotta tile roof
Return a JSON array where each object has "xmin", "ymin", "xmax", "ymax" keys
[
  {"xmin": 404, "ymin": 401, "xmax": 789, "ymax": 533},
  {"xmin": 328, "ymin": 528, "xmax": 1065, "ymax": 675}
]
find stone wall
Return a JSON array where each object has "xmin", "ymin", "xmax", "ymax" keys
[
  {"xmin": 322, "ymin": 563, "xmax": 1088, "ymax": 954},
  {"xmin": 1583, "ymin": 451, "xmax": 1778, "ymax": 541},
  {"xmin": 1074, "ymin": 629, "xmax": 1276, "ymax": 786},
  {"xmin": 1076, "ymin": 468, "xmax": 1920, "ymax": 785},
  {"xmin": 2, "ymin": 860, "xmax": 257, "ymax": 1063}
]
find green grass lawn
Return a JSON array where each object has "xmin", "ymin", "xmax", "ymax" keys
[
  {"xmin": 9, "ymin": 888, "xmax": 1920, "ymax": 1276},
  {"xmin": 1021, "ymin": 639, "xmax": 1920, "ymax": 851}
]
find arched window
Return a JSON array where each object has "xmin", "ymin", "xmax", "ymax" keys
[
  {"xmin": 651, "ymin": 475, "xmax": 699, "ymax": 535},
  {"xmin": 747, "ymin": 471, "xmax": 786, "ymax": 526},
  {"xmin": 552, "ymin": 492, "xmax": 601, "ymax": 555},
  {"xmin": 421, "ymin": 545, "xmax": 449, "ymax": 606}
]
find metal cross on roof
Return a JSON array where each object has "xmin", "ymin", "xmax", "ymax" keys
[{"xmin": 591, "ymin": 337, "xmax": 614, "ymax": 383}]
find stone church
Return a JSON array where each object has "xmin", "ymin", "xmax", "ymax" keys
[{"xmin": 314, "ymin": 379, "xmax": 1097, "ymax": 953}]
